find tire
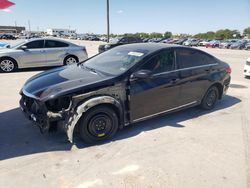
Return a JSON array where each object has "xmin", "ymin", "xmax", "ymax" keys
[
  {"xmin": 79, "ymin": 106, "xmax": 119, "ymax": 144},
  {"xmin": 0, "ymin": 57, "xmax": 17, "ymax": 72},
  {"xmin": 200, "ymin": 86, "xmax": 219, "ymax": 110},
  {"xmin": 64, "ymin": 56, "xmax": 78, "ymax": 65}
]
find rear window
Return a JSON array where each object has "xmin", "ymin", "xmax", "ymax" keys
[
  {"xmin": 45, "ymin": 40, "xmax": 69, "ymax": 48},
  {"xmin": 176, "ymin": 49, "xmax": 215, "ymax": 69}
]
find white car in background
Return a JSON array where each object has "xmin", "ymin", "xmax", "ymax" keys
[
  {"xmin": 198, "ymin": 40, "xmax": 211, "ymax": 46},
  {"xmin": 244, "ymin": 57, "xmax": 250, "ymax": 77},
  {"xmin": 0, "ymin": 38, "xmax": 88, "ymax": 72}
]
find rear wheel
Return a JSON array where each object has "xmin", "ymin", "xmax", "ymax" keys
[
  {"xmin": 0, "ymin": 58, "xmax": 17, "ymax": 72},
  {"xmin": 79, "ymin": 106, "xmax": 119, "ymax": 144},
  {"xmin": 200, "ymin": 86, "xmax": 219, "ymax": 110},
  {"xmin": 64, "ymin": 56, "xmax": 78, "ymax": 65}
]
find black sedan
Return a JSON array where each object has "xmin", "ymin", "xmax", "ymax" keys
[
  {"xmin": 98, "ymin": 37, "xmax": 142, "ymax": 53},
  {"xmin": 0, "ymin": 34, "xmax": 16, "ymax": 40},
  {"xmin": 20, "ymin": 43, "xmax": 231, "ymax": 144}
]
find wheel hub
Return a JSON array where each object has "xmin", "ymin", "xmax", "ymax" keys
[
  {"xmin": 206, "ymin": 90, "xmax": 216, "ymax": 106},
  {"xmin": 88, "ymin": 114, "xmax": 112, "ymax": 138},
  {"xmin": 0, "ymin": 60, "xmax": 14, "ymax": 72},
  {"xmin": 66, "ymin": 57, "xmax": 76, "ymax": 65}
]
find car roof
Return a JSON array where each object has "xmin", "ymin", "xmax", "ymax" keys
[
  {"xmin": 115, "ymin": 43, "xmax": 217, "ymax": 59},
  {"xmin": 25, "ymin": 38, "xmax": 74, "ymax": 44},
  {"xmin": 114, "ymin": 43, "xmax": 197, "ymax": 53}
]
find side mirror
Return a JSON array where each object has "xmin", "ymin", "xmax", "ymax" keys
[
  {"xmin": 20, "ymin": 45, "xmax": 28, "ymax": 50},
  {"xmin": 131, "ymin": 70, "xmax": 152, "ymax": 80}
]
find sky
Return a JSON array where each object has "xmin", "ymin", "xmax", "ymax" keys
[{"xmin": 0, "ymin": 0, "xmax": 249, "ymax": 34}]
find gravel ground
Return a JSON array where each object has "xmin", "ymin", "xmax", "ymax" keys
[{"xmin": 0, "ymin": 39, "xmax": 250, "ymax": 188}]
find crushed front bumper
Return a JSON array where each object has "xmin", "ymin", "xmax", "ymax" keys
[
  {"xmin": 19, "ymin": 94, "xmax": 65, "ymax": 133},
  {"xmin": 19, "ymin": 95, "xmax": 50, "ymax": 133}
]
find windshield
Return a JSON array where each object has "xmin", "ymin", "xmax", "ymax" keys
[{"xmin": 83, "ymin": 46, "xmax": 149, "ymax": 75}]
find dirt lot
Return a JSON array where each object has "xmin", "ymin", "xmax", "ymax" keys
[{"xmin": 0, "ymin": 39, "xmax": 250, "ymax": 188}]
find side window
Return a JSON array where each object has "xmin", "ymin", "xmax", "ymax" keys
[
  {"xmin": 141, "ymin": 50, "xmax": 175, "ymax": 74},
  {"xmin": 45, "ymin": 40, "xmax": 69, "ymax": 48},
  {"xmin": 176, "ymin": 49, "xmax": 214, "ymax": 69},
  {"xmin": 25, "ymin": 40, "xmax": 44, "ymax": 49}
]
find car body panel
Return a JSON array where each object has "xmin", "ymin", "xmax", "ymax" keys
[
  {"xmin": 22, "ymin": 64, "xmax": 114, "ymax": 101},
  {"xmin": 129, "ymin": 71, "xmax": 181, "ymax": 121}
]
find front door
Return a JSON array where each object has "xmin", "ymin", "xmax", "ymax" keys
[
  {"xmin": 129, "ymin": 49, "xmax": 181, "ymax": 122},
  {"xmin": 19, "ymin": 40, "xmax": 46, "ymax": 68}
]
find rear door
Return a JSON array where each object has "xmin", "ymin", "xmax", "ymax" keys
[
  {"xmin": 129, "ymin": 49, "xmax": 181, "ymax": 121},
  {"xmin": 44, "ymin": 40, "xmax": 69, "ymax": 66},
  {"xmin": 175, "ymin": 48, "xmax": 217, "ymax": 105},
  {"xmin": 18, "ymin": 40, "xmax": 46, "ymax": 68}
]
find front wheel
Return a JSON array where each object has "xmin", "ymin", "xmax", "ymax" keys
[
  {"xmin": 0, "ymin": 58, "xmax": 17, "ymax": 72},
  {"xmin": 79, "ymin": 106, "xmax": 119, "ymax": 144},
  {"xmin": 200, "ymin": 86, "xmax": 219, "ymax": 110}
]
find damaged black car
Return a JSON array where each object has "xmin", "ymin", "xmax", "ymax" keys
[{"xmin": 20, "ymin": 43, "xmax": 231, "ymax": 144}]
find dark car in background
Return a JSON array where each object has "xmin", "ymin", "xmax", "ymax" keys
[
  {"xmin": 230, "ymin": 40, "xmax": 248, "ymax": 49},
  {"xmin": 20, "ymin": 43, "xmax": 231, "ymax": 144},
  {"xmin": 98, "ymin": 37, "xmax": 142, "ymax": 53},
  {"xmin": 245, "ymin": 42, "xmax": 250, "ymax": 50},
  {"xmin": 174, "ymin": 38, "xmax": 188, "ymax": 45},
  {"xmin": 0, "ymin": 34, "xmax": 16, "ymax": 40}
]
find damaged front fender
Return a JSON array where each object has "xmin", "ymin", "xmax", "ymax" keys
[{"xmin": 65, "ymin": 96, "xmax": 123, "ymax": 143}]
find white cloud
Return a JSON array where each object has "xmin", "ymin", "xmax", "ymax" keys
[{"xmin": 116, "ymin": 10, "xmax": 124, "ymax": 14}]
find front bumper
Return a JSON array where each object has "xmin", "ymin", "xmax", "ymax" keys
[
  {"xmin": 19, "ymin": 94, "xmax": 64, "ymax": 133},
  {"xmin": 20, "ymin": 95, "xmax": 50, "ymax": 132},
  {"xmin": 244, "ymin": 64, "xmax": 250, "ymax": 76}
]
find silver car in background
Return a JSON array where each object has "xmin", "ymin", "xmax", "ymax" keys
[{"xmin": 0, "ymin": 38, "xmax": 88, "ymax": 72}]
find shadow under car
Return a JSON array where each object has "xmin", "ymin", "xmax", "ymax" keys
[{"xmin": 0, "ymin": 95, "xmax": 241, "ymax": 161}]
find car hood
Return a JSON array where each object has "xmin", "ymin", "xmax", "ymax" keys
[
  {"xmin": 22, "ymin": 64, "xmax": 114, "ymax": 101},
  {"xmin": 0, "ymin": 48, "xmax": 16, "ymax": 53}
]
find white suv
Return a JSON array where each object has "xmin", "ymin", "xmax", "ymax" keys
[{"xmin": 244, "ymin": 57, "xmax": 250, "ymax": 77}]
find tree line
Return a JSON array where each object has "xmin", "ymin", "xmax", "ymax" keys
[{"xmin": 107, "ymin": 27, "xmax": 250, "ymax": 39}]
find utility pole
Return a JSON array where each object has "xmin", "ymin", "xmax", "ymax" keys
[
  {"xmin": 28, "ymin": 20, "xmax": 31, "ymax": 34},
  {"xmin": 106, "ymin": 0, "xmax": 110, "ymax": 43},
  {"xmin": 14, "ymin": 21, "xmax": 17, "ymax": 34}
]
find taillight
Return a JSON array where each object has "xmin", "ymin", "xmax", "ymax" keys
[
  {"xmin": 226, "ymin": 67, "xmax": 232, "ymax": 74},
  {"xmin": 83, "ymin": 48, "xmax": 88, "ymax": 56}
]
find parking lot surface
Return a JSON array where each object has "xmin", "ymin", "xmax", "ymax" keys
[{"xmin": 0, "ymin": 40, "xmax": 250, "ymax": 188}]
